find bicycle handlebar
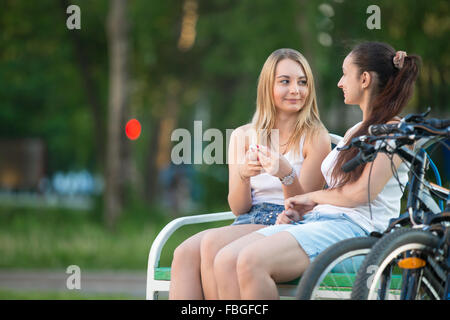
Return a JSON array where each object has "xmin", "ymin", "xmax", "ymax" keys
[
  {"xmin": 368, "ymin": 123, "xmax": 401, "ymax": 135},
  {"xmin": 342, "ymin": 112, "xmax": 449, "ymax": 172},
  {"xmin": 368, "ymin": 118, "xmax": 450, "ymax": 136},
  {"xmin": 423, "ymin": 118, "xmax": 450, "ymax": 129},
  {"xmin": 341, "ymin": 151, "xmax": 365, "ymax": 173}
]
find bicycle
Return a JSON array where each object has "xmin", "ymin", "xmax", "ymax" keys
[
  {"xmin": 351, "ymin": 222, "xmax": 449, "ymax": 300},
  {"xmin": 296, "ymin": 109, "xmax": 450, "ymax": 300}
]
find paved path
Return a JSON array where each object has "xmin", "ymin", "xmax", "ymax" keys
[{"xmin": 0, "ymin": 269, "xmax": 147, "ymax": 298}]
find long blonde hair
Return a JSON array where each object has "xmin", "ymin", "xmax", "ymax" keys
[{"xmin": 251, "ymin": 48, "xmax": 325, "ymax": 156}]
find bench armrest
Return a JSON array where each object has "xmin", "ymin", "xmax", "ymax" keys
[
  {"xmin": 147, "ymin": 211, "xmax": 235, "ymax": 271},
  {"xmin": 329, "ymin": 133, "xmax": 343, "ymax": 146}
]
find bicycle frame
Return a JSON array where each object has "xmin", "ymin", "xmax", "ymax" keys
[
  {"xmin": 370, "ymin": 138, "xmax": 449, "ymax": 299},
  {"xmin": 382, "ymin": 137, "xmax": 449, "ymax": 230}
]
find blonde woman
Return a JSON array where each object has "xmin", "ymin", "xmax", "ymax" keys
[{"xmin": 169, "ymin": 48, "xmax": 331, "ymax": 299}]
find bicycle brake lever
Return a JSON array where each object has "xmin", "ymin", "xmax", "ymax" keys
[
  {"xmin": 337, "ymin": 145, "xmax": 350, "ymax": 151},
  {"xmin": 420, "ymin": 106, "xmax": 431, "ymax": 118},
  {"xmin": 337, "ymin": 136, "xmax": 366, "ymax": 151},
  {"xmin": 403, "ymin": 107, "xmax": 431, "ymax": 123}
]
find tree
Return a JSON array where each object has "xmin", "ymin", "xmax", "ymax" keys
[
  {"xmin": 59, "ymin": 0, "xmax": 106, "ymax": 171},
  {"xmin": 104, "ymin": 0, "xmax": 130, "ymax": 230}
]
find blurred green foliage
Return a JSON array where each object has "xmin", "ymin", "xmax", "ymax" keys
[{"xmin": 0, "ymin": 0, "xmax": 448, "ymax": 223}]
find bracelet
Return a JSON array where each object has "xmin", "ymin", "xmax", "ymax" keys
[{"xmin": 279, "ymin": 167, "xmax": 296, "ymax": 186}]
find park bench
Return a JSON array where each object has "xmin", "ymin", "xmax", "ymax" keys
[{"xmin": 146, "ymin": 133, "xmax": 344, "ymax": 300}]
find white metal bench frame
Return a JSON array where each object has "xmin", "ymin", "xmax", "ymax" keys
[{"xmin": 146, "ymin": 133, "xmax": 344, "ymax": 300}]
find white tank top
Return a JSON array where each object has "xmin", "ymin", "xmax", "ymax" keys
[
  {"xmin": 312, "ymin": 122, "xmax": 409, "ymax": 233},
  {"xmin": 250, "ymin": 136, "xmax": 306, "ymax": 206}
]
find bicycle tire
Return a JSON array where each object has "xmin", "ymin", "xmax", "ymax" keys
[
  {"xmin": 296, "ymin": 236, "xmax": 379, "ymax": 300},
  {"xmin": 351, "ymin": 228, "xmax": 442, "ymax": 300}
]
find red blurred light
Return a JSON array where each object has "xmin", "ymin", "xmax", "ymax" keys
[{"xmin": 125, "ymin": 119, "xmax": 141, "ymax": 140}]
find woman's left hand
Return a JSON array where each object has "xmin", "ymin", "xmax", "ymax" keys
[
  {"xmin": 275, "ymin": 209, "xmax": 301, "ymax": 224},
  {"xmin": 256, "ymin": 145, "xmax": 292, "ymax": 179},
  {"xmin": 284, "ymin": 193, "xmax": 317, "ymax": 217}
]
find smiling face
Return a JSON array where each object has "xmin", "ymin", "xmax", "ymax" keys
[
  {"xmin": 337, "ymin": 54, "xmax": 364, "ymax": 105},
  {"xmin": 273, "ymin": 58, "xmax": 309, "ymax": 113}
]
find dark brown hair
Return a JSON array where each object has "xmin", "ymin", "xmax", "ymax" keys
[{"xmin": 330, "ymin": 41, "xmax": 421, "ymax": 188}]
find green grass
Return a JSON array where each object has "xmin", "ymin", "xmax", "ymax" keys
[
  {"xmin": 0, "ymin": 204, "xmax": 230, "ymax": 271},
  {"xmin": 0, "ymin": 289, "xmax": 140, "ymax": 300}
]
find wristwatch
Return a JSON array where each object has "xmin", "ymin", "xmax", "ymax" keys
[{"xmin": 279, "ymin": 167, "xmax": 296, "ymax": 185}]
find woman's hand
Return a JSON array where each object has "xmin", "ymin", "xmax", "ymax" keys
[
  {"xmin": 237, "ymin": 148, "xmax": 263, "ymax": 181},
  {"xmin": 275, "ymin": 209, "xmax": 301, "ymax": 224},
  {"xmin": 256, "ymin": 145, "xmax": 292, "ymax": 179},
  {"xmin": 284, "ymin": 193, "xmax": 317, "ymax": 217}
]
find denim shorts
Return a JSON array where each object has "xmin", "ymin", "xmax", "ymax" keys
[
  {"xmin": 232, "ymin": 202, "xmax": 285, "ymax": 226},
  {"xmin": 256, "ymin": 211, "xmax": 369, "ymax": 260}
]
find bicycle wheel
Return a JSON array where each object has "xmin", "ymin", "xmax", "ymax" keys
[
  {"xmin": 351, "ymin": 228, "xmax": 444, "ymax": 300},
  {"xmin": 296, "ymin": 236, "xmax": 379, "ymax": 300}
]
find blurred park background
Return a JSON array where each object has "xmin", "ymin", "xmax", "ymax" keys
[{"xmin": 0, "ymin": 0, "xmax": 449, "ymax": 299}]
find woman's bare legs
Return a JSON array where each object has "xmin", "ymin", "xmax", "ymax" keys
[
  {"xmin": 200, "ymin": 224, "xmax": 266, "ymax": 299},
  {"xmin": 213, "ymin": 231, "xmax": 310, "ymax": 299},
  {"xmin": 169, "ymin": 229, "xmax": 210, "ymax": 299},
  {"xmin": 169, "ymin": 224, "xmax": 266, "ymax": 299},
  {"xmin": 237, "ymin": 231, "xmax": 310, "ymax": 299},
  {"xmin": 213, "ymin": 230, "xmax": 266, "ymax": 299}
]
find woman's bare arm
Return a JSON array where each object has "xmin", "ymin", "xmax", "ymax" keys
[
  {"xmin": 281, "ymin": 128, "xmax": 331, "ymax": 199},
  {"xmin": 227, "ymin": 126, "xmax": 256, "ymax": 216}
]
